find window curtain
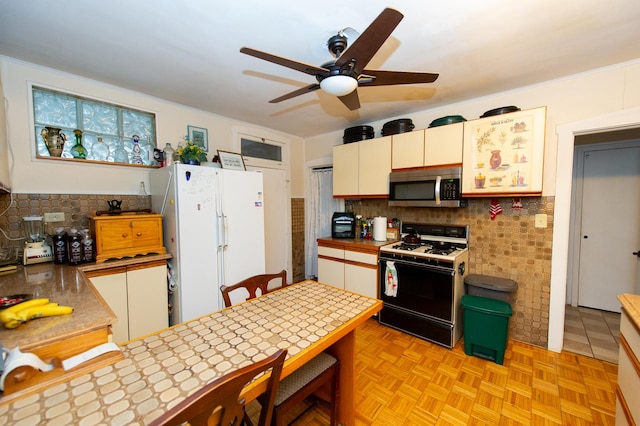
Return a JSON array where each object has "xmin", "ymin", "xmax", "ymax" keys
[{"xmin": 305, "ymin": 168, "xmax": 341, "ymax": 279}]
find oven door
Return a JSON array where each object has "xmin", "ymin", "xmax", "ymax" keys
[{"xmin": 379, "ymin": 257, "xmax": 454, "ymax": 322}]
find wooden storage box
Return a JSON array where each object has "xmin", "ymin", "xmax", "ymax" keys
[{"xmin": 88, "ymin": 213, "xmax": 166, "ymax": 263}]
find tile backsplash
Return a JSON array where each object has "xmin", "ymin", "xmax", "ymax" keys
[
  {"xmin": 0, "ymin": 193, "xmax": 149, "ymax": 256},
  {"xmin": 0, "ymin": 192, "xmax": 553, "ymax": 348},
  {"xmin": 347, "ymin": 196, "xmax": 554, "ymax": 348}
]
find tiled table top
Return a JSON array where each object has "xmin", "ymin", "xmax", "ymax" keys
[{"xmin": 0, "ymin": 281, "xmax": 380, "ymax": 425}]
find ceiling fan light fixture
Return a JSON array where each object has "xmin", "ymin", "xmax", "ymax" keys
[{"xmin": 320, "ymin": 75, "xmax": 358, "ymax": 96}]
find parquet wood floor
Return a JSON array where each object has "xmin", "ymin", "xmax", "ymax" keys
[{"xmin": 248, "ymin": 318, "xmax": 618, "ymax": 425}]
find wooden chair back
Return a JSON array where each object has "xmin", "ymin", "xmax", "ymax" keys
[
  {"xmin": 221, "ymin": 270, "xmax": 287, "ymax": 307},
  {"xmin": 148, "ymin": 348, "xmax": 287, "ymax": 426}
]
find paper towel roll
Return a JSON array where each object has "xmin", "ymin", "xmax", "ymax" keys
[{"xmin": 373, "ymin": 216, "xmax": 387, "ymax": 241}]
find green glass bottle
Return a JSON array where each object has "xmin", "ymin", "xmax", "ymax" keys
[{"xmin": 70, "ymin": 129, "xmax": 87, "ymax": 159}]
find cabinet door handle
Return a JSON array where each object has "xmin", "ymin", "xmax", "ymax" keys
[
  {"xmin": 136, "ymin": 232, "xmax": 142, "ymax": 237},
  {"xmin": 122, "ymin": 233, "xmax": 128, "ymax": 238}
]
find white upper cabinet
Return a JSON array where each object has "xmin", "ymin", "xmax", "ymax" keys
[
  {"xmin": 424, "ymin": 122, "xmax": 464, "ymax": 167},
  {"xmin": 391, "ymin": 123, "xmax": 464, "ymax": 170},
  {"xmin": 358, "ymin": 136, "xmax": 391, "ymax": 196},
  {"xmin": 391, "ymin": 130, "xmax": 424, "ymax": 169},
  {"xmin": 333, "ymin": 136, "xmax": 391, "ymax": 197},
  {"xmin": 333, "ymin": 142, "xmax": 359, "ymax": 197}
]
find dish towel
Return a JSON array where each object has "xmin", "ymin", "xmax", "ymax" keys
[
  {"xmin": 490, "ymin": 198, "xmax": 503, "ymax": 220},
  {"xmin": 384, "ymin": 261, "xmax": 398, "ymax": 297}
]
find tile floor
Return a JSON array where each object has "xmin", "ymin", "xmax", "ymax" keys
[{"xmin": 563, "ymin": 305, "xmax": 620, "ymax": 364}]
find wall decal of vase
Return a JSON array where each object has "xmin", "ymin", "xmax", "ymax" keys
[{"xmin": 490, "ymin": 150, "xmax": 502, "ymax": 169}]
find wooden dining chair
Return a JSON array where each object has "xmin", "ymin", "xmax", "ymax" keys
[
  {"xmin": 220, "ymin": 270, "xmax": 288, "ymax": 307},
  {"xmin": 148, "ymin": 348, "xmax": 287, "ymax": 426},
  {"xmin": 220, "ymin": 272, "xmax": 339, "ymax": 426}
]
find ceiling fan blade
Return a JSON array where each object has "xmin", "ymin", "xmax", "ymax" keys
[
  {"xmin": 240, "ymin": 47, "xmax": 329, "ymax": 77},
  {"xmin": 338, "ymin": 90, "xmax": 360, "ymax": 110},
  {"xmin": 269, "ymin": 84, "xmax": 321, "ymax": 103},
  {"xmin": 358, "ymin": 70, "xmax": 439, "ymax": 86},
  {"xmin": 335, "ymin": 8, "xmax": 403, "ymax": 75}
]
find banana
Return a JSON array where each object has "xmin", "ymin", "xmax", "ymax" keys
[
  {"xmin": 16, "ymin": 305, "xmax": 74, "ymax": 323},
  {"xmin": 0, "ymin": 298, "xmax": 49, "ymax": 323},
  {"xmin": 4, "ymin": 319, "xmax": 21, "ymax": 329}
]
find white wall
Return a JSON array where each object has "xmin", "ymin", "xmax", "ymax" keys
[
  {"xmin": 305, "ymin": 59, "xmax": 640, "ymax": 197},
  {"xmin": 0, "ymin": 56, "xmax": 305, "ymax": 195}
]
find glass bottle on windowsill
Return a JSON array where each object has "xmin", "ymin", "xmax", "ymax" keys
[
  {"xmin": 113, "ymin": 139, "xmax": 129, "ymax": 163},
  {"xmin": 70, "ymin": 129, "xmax": 87, "ymax": 159},
  {"xmin": 92, "ymin": 136, "xmax": 110, "ymax": 161}
]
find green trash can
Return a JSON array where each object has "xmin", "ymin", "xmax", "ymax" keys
[{"xmin": 461, "ymin": 294, "xmax": 513, "ymax": 365}]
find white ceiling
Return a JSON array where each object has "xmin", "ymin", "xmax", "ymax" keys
[{"xmin": 1, "ymin": 0, "xmax": 639, "ymax": 138}]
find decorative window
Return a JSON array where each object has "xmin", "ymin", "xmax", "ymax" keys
[
  {"xmin": 239, "ymin": 134, "xmax": 285, "ymax": 170},
  {"xmin": 32, "ymin": 86, "xmax": 158, "ymax": 166}
]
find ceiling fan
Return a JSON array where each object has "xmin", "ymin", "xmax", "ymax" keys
[{"xmin": 240, "ymin": 8, "xmax": 439, "ymax": 111}]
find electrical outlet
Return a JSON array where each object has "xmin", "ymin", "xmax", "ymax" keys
[
  {"xmin": 44, "ymin": 212, "xmax": 65, "ymax": 222},
  {"xmin": 534, "ymin": 214, "xmax": 547, "ymax": 228}
]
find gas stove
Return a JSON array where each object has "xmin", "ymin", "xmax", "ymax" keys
[
  {"xmin": 378, "ymin": 222, "xmax": 470, "ymax": 348},
  {"xmin": 380, "ymin": 223, "xmax": 469, "ymax": 263}
]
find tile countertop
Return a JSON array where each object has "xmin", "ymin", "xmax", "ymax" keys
[
  {"xmin": 0, "ymin": 254, "xmax": 171, "ymax": 352},
  {"xmin": 618, "ymin": 293, "xmax": 640, "ymax": 329},
  {"xmin": 0, "ymin": 280, "xmax": 381, "ymax": 425}
]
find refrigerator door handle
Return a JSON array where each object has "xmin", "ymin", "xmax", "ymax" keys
[
  {"xmin": 216, "ymin": 212, "xmax": 224, "ymax": 250},
  {"xmin": 222, "ymin": 214, "xmax": 229, "ymax": 248}
]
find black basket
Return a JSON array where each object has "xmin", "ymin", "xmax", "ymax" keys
[
  {"xmin": 343, "ymin": 125, "xmax": 375, "ymax": 143},
  {"xmin": 381, "ymin": 118, "xmax": 414, "ymax": 136}
]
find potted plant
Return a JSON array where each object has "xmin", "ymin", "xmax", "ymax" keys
[{"xmin": 177, "ymin": 141, "xmax": 208, "ymax": 165}]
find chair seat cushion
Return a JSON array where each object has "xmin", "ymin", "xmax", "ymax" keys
[{"xmin": 274, "ymin": 352, "xmax": 337, "ymax": 406}]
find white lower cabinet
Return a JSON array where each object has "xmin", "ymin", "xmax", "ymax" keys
[
  {"xmin": 87, "ymin": 260, "xmax": 168, "ymax": 344},
  {"xmin": 616, "ymin": 309, "xmax": 640, "ymax": 425},
  {"xmin": 317, "ymin": 244, "xmax": 378, "ymax": 299}
]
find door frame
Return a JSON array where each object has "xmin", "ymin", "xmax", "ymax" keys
[
  {"xmin": 568, "ymin": 140, "xmax": 640, "ymax": 308},
  {"xmin": 232, "ymin": 126, "xmax": 293, "ymax": 282},
  {"xmin": 550, "ymin": 106, "xmax": 640, "ymax": 353}
]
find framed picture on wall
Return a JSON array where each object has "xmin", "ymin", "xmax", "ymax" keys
[
  {"xmin": 461, "ymin": 106, "xmax": 546, "ymax": 196},
  {"xmin": 187, "ymin": 125, "xmax": 208, "ymax": 152},
  {"xmin": 217, "ymin": 150, "xmax": 246, "ymax": 170}
]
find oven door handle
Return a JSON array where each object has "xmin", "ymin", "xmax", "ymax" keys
[
  {"xmin": 434, "ymin": 175, "xmax": 442, "ymax": 205},
  {"xmin": 378, "ymin": 258, "xmax": 455, "ymax": 275}
]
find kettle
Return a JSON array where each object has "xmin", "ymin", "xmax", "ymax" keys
[{"xmin": 107, "ymin": 199, "xmax": 122, "ymax": 214}]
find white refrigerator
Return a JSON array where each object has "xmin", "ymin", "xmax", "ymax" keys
[{"xmin": 150, "ymin": 164, "xmax": 265, "ymax": 325}]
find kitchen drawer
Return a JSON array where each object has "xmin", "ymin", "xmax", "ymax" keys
[
  {"xmin": 618, "ymin": 337, "xmax": 640, "ymax": 424},
  {"xmin": 318, "ymin": 246, "xmax": 345, "ymax": 260},
  {"xmin": 344, "ymin": 250, "xmax": 377, "ymax": 265},
  {"xmin": 89, "ymin": 213, "xmax": 166, "ymax": 263},
  {"xmin": 621, "ymin": 311, "xmax": 640, "ymax": 356}
]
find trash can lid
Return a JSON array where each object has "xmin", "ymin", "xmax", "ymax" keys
[
  {"xmin": 461, "ymin": 295, "xmax": 513, "ymax": 316},
  {"xmin": 464, "ymin": 274, "xmax": 518, "ymax": 292}
]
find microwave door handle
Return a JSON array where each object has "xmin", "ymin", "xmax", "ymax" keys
[{"xmin": 434, "ymin": 176, "xmax": 442, "ymax": 205}]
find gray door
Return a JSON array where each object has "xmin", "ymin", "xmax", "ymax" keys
[{"xmin": 578, "ymin": 145, "xmax": 640, "ymax": 312}]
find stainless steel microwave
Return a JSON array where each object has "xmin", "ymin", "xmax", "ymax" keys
[{"xmin": 388, "ymin": 167, "xmax": 467, "ymax": 208}]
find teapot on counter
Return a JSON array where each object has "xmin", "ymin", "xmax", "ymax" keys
[{"xmin": 107, "ymin": 199, "xmax": 123, "ymax": 214}]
